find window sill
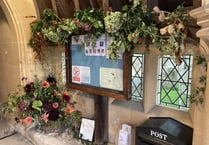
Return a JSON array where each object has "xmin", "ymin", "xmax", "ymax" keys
[
  {"xmin": 147, "ymin": 105, "xmax": 193, "ymax": 127},
  {"xmin": 111, "ymin": 99, "xmax": 144, "ymax": 112},
  {"xmin": 110, "ymin": 99, "xmax": 192, "ymax": 128}
]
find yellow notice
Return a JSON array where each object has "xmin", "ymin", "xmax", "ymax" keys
[{"xmin": 100, "ymin": 67, "xmax": 123, "ymax": 91}]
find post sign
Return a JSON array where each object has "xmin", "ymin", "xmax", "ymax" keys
[
  {"xmin": 66, "ymin": 34, "xmax": 131, "ymax": 100},
  {"xmin": 135, "ymin": 117, "xmax": 193, "ymax": 145}
]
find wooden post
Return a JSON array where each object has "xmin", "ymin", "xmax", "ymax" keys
[{"xmin": 94, "ymin": 95, "xmax": 108, "ymax": 145}]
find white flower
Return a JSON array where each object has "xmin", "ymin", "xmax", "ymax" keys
[
  {"xmin": 153, "ymin": 6, "xmax": 161, "ymax": 13},
  {"xmin": 104, "ymin": 11, "xmax": 123, "ymax": 33},
  {"xmin": 158, "ymin": 11, "xmax": 165, "ymax": 22},
  {"xmin": 168, "ymin": 24, "xmax": 175, "ymax": 34},
  {"xmin": 178, "ymin": 23, "xmax": 184, "ymax": 30},
  {"xmin": 160, "ymin": 27, "xmax": 167, "ymax": 35}
]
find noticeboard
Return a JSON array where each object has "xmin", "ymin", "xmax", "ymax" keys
[{"xmin": 66, "ymin": 34, "xmax": 131, "ymax": 100}]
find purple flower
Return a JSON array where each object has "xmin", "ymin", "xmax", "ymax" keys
[
  {"xmin": 42, "ymin": 102, "xmax": 53, "ymax": 112},
  {"xmin": 17, "ymin": 101, "xmax": 27, "ymax": 112}
]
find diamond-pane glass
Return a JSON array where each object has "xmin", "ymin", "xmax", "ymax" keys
[
  {"xmin": 131, "ymin": 54, "xmax": 144, "ymax": 101},
  {"xmin": 157, "ymin": 55, "xmax": 193, "ymax": 110}
]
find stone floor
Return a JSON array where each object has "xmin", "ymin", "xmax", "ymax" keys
[
  {"xmin": 0, "ymin": 133, "xmax": 34, "ymax": 145},
  {"xmin": 0, "ymin": 119, "xmax": 113, "ymax": 145},
  {"xmin": 15, "ymin": 124, "xmax": 84, "ymax": 145}
]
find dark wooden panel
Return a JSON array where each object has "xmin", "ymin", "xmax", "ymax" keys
[
  {"xmin": 53, "ymin": 0, "xmax": 75, "ymax": 18},
  {"xmin": 109, "ymin": 0, "xmax": 131, "ymax": 11},
  {"xmin": 34, "ymin": 0, "xmax": 53, "ymax": 18},
  {"xmin": 90, "ymin": 0, "xmax": 100, "ymax": 8},
  {"xmin": 78, "ymin": 0, "xmax": 92, "ymax": 9},
  {"xmin": 147, "ymin": 0, "xmax": 199, "ymax": 12}
]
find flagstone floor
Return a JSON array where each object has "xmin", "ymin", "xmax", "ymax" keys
[{"xmin": 0, "ymin": 133, "xmax": 34, "ymax": 145}]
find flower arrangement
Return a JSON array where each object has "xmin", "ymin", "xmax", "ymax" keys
[
  {"xmin": 5, "ymin": 75, "xmax": 81, "ymax": 133},
  {"xmin": 29, "ymin": 8, "xmax": 104, "ymax": 59},
  {"xmin": 104, "ymin": 1, "xmax": 188, "ymax": 63},
  {"xmin": 29, "ymin": 0, "xmax": 191, "ymax": 64}
]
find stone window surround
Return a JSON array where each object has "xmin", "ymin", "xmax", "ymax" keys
[{"xmin": 112, "ymin": 45, "xmax": 194, "ymax": 128}]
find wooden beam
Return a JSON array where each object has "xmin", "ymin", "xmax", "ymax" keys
[
  {"xmin": 51, "ymin": 0, "xmax": 58, "ymax": 14},
  {"xmin": 34, "ymin": 0, "xmax": 53, "ymax": 18},
  {"xmin": 52, "ymin": 0, "xmax": 75, "ymax": 18},
  {"xmin": 103, "ymin": 0, "xmax": 109, "ymax": 12},
  {"xmin": 89, "ymin": 0, "xmax": 99, "ymax": 8},
  {"xmin": 73, "ymin": 0, "xmax": 80, "ymax": 11},
  {"xmin": 94, "ymin": 95, "xmax": 108, "ymax": 144},
  {"xmin": 78, "ymin": 0, "xmax": 92, "ymax": 9}
]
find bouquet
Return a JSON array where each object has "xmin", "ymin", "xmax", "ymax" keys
[{"xmin": 6, "ymin": 75, "xmax": 81, "ymax": 133}]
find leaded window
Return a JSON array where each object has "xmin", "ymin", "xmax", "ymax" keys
[
  {"xmin": 131, "ymin": 54, "xmax": 144, "ymax": 101},
  {"xmin": 157, "ymin": 55, "xmax": 193, "ymax": 110}
]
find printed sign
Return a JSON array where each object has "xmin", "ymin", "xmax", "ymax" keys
[
  {"xmin": 72, "ymin": 65, "xmax": 90, "ymax": 84},
  {"xmin": 72, "ymin": 66, "xmax": 81, "ymax": 83}
]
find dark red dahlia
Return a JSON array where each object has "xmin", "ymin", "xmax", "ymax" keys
[
  {"xmin": 46, "ymin": 75, "xmax": 57, "ymax": 84},
  {"xmin": 48, "ymin": 110, "xmax": 60, "ymax": 121},
  {"xmin": 62, "ymin": 94, "xmax": 71, "ymax": 102},
  {"xmin": 24, "ymin": 82, "xmax": 35, "ymax": 93}
]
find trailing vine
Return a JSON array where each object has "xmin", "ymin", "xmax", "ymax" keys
[{"xmin": 190, "ymin": 55, "xmax": 207, "ymax": 105}]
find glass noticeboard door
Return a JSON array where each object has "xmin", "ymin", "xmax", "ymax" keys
[{"xmin": 66, "ymin": 34, "xmax": 131, "ymax": 100}]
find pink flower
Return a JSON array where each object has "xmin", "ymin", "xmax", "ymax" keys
[
  {"xmin": 52, "ymin": 102, "xmax": 59, "ymax": 109},
  {"xmin": 22, "ymin": 116, "xmax": 32, "ymax": 124},
  {"xmin": 42, "ymin": 81, "xmax": 50, "ymax": 88},
  {"xmin": 41, "ymin": 113, "xmax": 49, "ymax": 123},
  {"xmin": 108, "ymin": 7, "xmax": 112, "ymax": 12}
]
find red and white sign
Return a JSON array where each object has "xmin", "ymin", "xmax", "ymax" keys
[{"xmin": 72, "ymin": 66, "xmax": 81, "ymax": 83}]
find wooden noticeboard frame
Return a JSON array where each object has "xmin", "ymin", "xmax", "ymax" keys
[{"xmin": 66, "ymin": 34, "xmax": 131, "ymax": 100}]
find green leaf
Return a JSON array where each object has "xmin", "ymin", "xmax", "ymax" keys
[{"xmin": 32, "ymin": 100, "xmax": 43, "ymax": 112}]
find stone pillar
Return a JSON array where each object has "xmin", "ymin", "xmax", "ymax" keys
[
  {"xmin": 201, "ymin": 62, "xmax": 209, "ymax": 145},
  {"xmin": 190, "ymin": 3, "xmax": 209, "ymax": 145}
]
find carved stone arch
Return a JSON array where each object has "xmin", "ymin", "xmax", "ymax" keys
[{"xmin": 0, "ymin": 1, "xmax": 43, "ymax": 101}]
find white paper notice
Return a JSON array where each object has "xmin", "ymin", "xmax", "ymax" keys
[
  {"xmin": 85, "ymin": 34, "xmax": 106, "ymax": 56},
  {"xmin": 118, "ymin": 124, "xmax": 132, "ymax": 145},
  {"xmin": 72, "ymin": 65, "xmax": 90, "ymax": 84},
  {"xmin": 100, "ymin": 67, "xmax": 123, "ymax": 91},
  {"xmin": 122, "ymin": 124, "xmax": 132, "ymax": 134},
  {"xmin": 80, "ymin": 66, "xmax": 90, "ymax": 84},
  {"xmin": 71, "ymin": 35, "xmax": 84, "ymax": 45},
  {"xmin": 79, "ymin": 118, "xmax": 95, "ymax": 141},
  {"xmin": 118, "ymin": 129, "xmax": 129, "ymax": 145}
]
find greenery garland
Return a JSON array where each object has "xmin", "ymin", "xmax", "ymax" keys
[{"xmin": 29, "ymin": 0, "xmax": 190, "ymax": 63}]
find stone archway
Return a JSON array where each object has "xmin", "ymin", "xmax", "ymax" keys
[{"xmin": 0, "ymin": 0, "xmax": 42, "ymax": 102}]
